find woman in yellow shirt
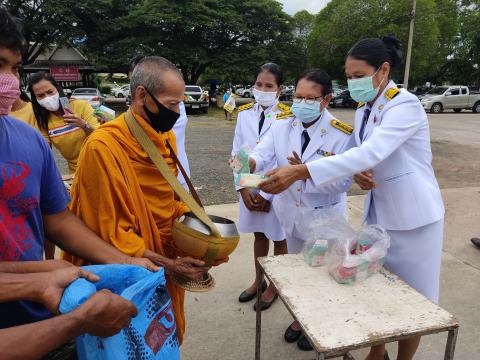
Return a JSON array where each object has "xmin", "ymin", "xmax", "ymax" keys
[{"xmin": 28, "ymin": 72, "xmax": 99, "ymax": 174}]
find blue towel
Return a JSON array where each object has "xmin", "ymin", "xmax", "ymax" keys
[{"xmin": 60, "ymin": 264, "xmax": 179, "ymax": 360}]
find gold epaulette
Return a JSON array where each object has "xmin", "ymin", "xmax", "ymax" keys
[
  {"xmin": 357, "ymin": 102, "xmax": 365, "ymax": 109},
  {"xmin": 277, "ymin": 103, "xmax": 291, "ymax": 112},
  {"xmin": 331, "ymin": 119, "xmax": 353, "ymax": 135},
  {"xmin": 237, "ymin": 102, "xmax": 254, "ymax": 112},
  {"xmin": 276, "ymin": 111, "xmax": 293, "ymax": 120},
  {"xmin": 385, "ymin": 87, "xmax": 400, "ymax": 101}
]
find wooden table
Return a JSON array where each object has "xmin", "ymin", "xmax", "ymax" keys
[{"xmin": 255, "ymin": 255, "xmax": 459, "ymax": 360}]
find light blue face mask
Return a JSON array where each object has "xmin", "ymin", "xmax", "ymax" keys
[
  {"xmin": 291, "ymin": 101, "xmax": 323, "ymax": 124},
  {"xmin": 347, "ymin": 67, "xmax": 386, "ymax": 103}
]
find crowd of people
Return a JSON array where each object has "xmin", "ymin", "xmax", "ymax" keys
[{"xmin": 0, "ymin": 4, "xmax": 469, "ymax": 360}]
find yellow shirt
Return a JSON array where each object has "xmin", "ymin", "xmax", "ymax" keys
[
  {"xmin": 41, "ymin": 99, "xmax": 100, "ymax": 174},
  {"xmin": 9, "ymin": 102, "xmax": 38, "ymax": 129}
]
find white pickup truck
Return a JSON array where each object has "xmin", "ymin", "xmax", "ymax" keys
[{"xmin": 419, "ymin": 85, "xmax": 480, "ymax": 113}]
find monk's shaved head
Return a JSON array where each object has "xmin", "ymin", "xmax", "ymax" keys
[{"xmin": 130, "ymin": 56, "xmax": 184, "ymax": 99}]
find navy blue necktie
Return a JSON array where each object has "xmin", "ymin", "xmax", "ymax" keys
[
  {"xmin": 359, "ymin": 108, "xmax": 371, "ymax": 142},
  {"xmin": 301, "ymin": 130, "xmax": 310, "ymax": 155},
  {"xmin": 258, "ymin": 111, "xmax": 265, "ymax": 135}
]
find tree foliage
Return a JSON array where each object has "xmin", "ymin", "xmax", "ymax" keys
[
  {"xmin": 3, "ymin": 0, "xmax": 84, "ymax": 63},
  {"xmin": 73, "ymin": 0, "xmax": 295, "ymax": 84},
  {"xmin": 307, "ymin": 0, "xmax": 459, "ymax": 86}
]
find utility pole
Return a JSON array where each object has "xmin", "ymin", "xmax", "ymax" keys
[{"xmin": 403, "ymin": 0, "xmax": 417, "ymax": 89}]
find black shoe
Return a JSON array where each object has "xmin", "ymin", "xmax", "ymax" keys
[
  {"xmin": 238, "ymin": 281, "xmax": 267, "ymax": 303},
  {"xmin": 253, "ymin": 293, "xmax": 278, "ymax": 311},
  {"xmin": 284, "ymin": 324, "xmax": 302, "ymax": 343},
  {"xmin": 471, "ymin": 238, "xmax": 480, "ymax": 249},
  {"xmin": 297, "ymin": 335, "xmax": 313, "ymax": 351}
]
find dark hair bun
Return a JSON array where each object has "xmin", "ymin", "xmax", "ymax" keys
[{"xmin": 381, "ymin": 35, "xmax": 402, "ymax": 68}]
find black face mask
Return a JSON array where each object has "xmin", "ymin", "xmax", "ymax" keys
[{"xmin": 143, "ymin": 88, "xmax": 180, "ymax": 133}]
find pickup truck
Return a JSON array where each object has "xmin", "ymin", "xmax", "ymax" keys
[
  {"xmin": 184, "ymin": 85, "xmax": 209, "ymax": 113},
  {"xmin": 419, "ymin": 85, "xmax": 480, "ymax": 113}
]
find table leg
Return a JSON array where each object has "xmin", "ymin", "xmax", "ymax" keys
[
  {"xmin": 316, "ymin": 353, "xmax": 326, "ymax": 360},
  {"xmin": 444, "ymin": 328, "xmax": 459, "ymax": 360},
  {"xmin": 255, "ymin": 262, "xmax": 263, "ymax": 360}
]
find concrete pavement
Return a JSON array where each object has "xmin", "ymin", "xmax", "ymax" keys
[{"xmin": 181, "ymin": 187, "xmax": 480, "ymax": 360}]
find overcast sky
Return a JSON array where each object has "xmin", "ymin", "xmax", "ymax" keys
[{"xmin": 277, "ymin": 0, "xmax": 331, "ymax": 15}]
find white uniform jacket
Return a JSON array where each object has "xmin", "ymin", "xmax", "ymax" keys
[
  {"xmin": 231, "ymin": 101, "xmax": 287, "ymax": 240},
  {"xmin": 306, "ymin": 81, "xmax": 444, "ymax": 231},
  {"xmin": 251, "ymin": 108, "xmax": 353, "ymax": 237},
  {"xmin": 173, "ymin": 102, "xmax": 191, "ymax": 190}
]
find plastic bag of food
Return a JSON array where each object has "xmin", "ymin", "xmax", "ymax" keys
[
  {"xmin": 295, "ymin": 207, "xmax": 354, "ymax": 267},
  {"xmin": 229, "ymin": 146, "xmax": 251, "ymax": 174},
  {"xmin": 328, "ymin": 225, "xmax": 390, "ymax": 284}
]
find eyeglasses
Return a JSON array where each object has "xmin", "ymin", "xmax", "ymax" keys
[{"xmin": 292, "ymin": 95, "xmax": 324, "ymax": 105}]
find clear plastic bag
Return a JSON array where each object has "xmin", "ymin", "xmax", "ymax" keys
[
  {"xmin": 229, "ymin": 145, "xmax": 251, "ymax": 175},
  {"xmin": 295, "ymin": 207, "xmax": 354, "ymax": 267},
  {"xmin": 328, "ymin": 225, "xmax": 390, "ymax": 284}
]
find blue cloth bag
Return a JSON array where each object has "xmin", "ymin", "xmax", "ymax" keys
[{"xmin": 59, "ymin": 264, "xmax": 179, "ymax": 360}]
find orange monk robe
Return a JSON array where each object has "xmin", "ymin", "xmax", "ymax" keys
[{"xmin": 63, "ymin": 111, "xmax": 189, "ymax": 344}]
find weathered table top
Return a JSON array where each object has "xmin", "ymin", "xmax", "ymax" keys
[{"xmin": 258, "ymin": 254, "xmax": 458, "ymax": 355}]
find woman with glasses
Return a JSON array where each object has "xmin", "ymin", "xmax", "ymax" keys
[
  {"xmin": 231, "ymin": 63, "xmax": 289, "ymax": 312},
  {"xmin": 248, "ymin": 68, "xmax": 353, "ymax": 351}
]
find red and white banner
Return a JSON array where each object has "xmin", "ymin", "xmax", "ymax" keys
[{"xmin": 50, "ymin": 66, "xmax": 80, "ymax": 81}]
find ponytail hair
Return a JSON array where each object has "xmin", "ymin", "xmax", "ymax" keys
[{"xmin": 347, "ymin": 35, "xmax": 403, "ymax": 71}]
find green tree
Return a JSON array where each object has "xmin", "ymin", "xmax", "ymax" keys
[
  {"xmin": 307, "ymin": 0, "xmax": 458, "ymax": 87},
  {"xmin": 440, "ymin": 0, "xmax": 480, "ymax": 85},
  {"xmin": 281, "ymin": 10, "xmax": 316, "ymax": 83},
  {"xmin": 75, "ymin": 0, "xmax": 294, "ymax": 84},
  {"xmin": 2, "ymin": 0, "xmax": 84, "ymax": 64}
]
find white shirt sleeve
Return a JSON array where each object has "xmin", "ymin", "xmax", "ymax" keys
[{"xmin": 306, "ymin": 99, "xmax": 423, "ymax": 188}]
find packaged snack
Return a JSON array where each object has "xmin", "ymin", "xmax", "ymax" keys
[
  {"xmin": 93, "ymin": 105, "xmax": 116, "ymax": 122},
  {"xmin": 235, "ymin": 173, "xmax": 269, "ymax": 189}
]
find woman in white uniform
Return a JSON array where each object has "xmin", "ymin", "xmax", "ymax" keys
[
  {"xmin": 249, "ymin": 69, "xmax": 353, "ymax": 351},
  {"xmin": 258, "ymin": 36, "xmax": 444, "ymax": 360},
  {"xmin": 231, "ymin": 63, "xmax": 288, "ymax": 311}
]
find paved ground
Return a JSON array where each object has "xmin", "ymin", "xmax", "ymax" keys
[{"xmin": 180, "ymin": 189, "xmax": 480, "ymax": 360}]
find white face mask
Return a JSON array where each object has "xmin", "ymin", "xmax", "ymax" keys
[
  {"xmin": 37, "ymin": 93, "xmax": 60, "ymax": 112},
  {"xmin": 253, "ymin": 88, "xmax": 278, "ymax": 107}
]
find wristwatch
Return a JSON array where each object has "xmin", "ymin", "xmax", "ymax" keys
[{"xmin": 82, "ymin": 122, "xmax": 92, "ymax": 130}]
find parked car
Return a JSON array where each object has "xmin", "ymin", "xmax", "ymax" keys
[
  {"xmin": 420, "ymin": 85, "xmax": 480, "ymax": 113},
  {"xmin": 71, "ymin": 88, "xmax": 105, "ymax": 108},
  {"xmin": 411, "ymin": 86, "xmax": 433, "ymax": 97},
  {"xmin": 279, "ymin": 86, "xmax": 294, "ymax": 101},
  {"xmin": 330, "ymin": 90, "xmax": 358, "ymax": 109},
  {"xmin": 184, "ymin": 85, "xmax": 209, "ymax": 113},
  {"xmin": 112, "ymin": 84, "xmax": 130, "ymax": 98},
  {"xmin": 237, "ymin": 86, "xmax": 254, "ymax": 98},
  {"xmin": 63, "ymin": 88, "xmax": 73, "ymax": 98}
]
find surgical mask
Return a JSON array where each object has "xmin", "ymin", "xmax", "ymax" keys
[
  {"xmin": 347, "ymin": 67, "xmax": 386, "ymax": 103},
  {"xmin": 0, "ymin": 73, "xmax": 21, "ymax": 115},
  {"xmin": 291, "ymin": 100, "xmax": 323, "ymax": 124},
  {"xmin": 253, "ymin": 88, "xmax": 278, "ymax": 108},
  {"xmin": 144, "ymin": 88, "xmax": 180, "ymax": 133},
  {"xmin": 37, "ymin": 93, "xmax": 60, "ymax": 112}
]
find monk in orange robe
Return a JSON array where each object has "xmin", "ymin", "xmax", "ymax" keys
[{"xmin": 63, "ymin": 56, "xmax": 209, "ymax": 344}]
